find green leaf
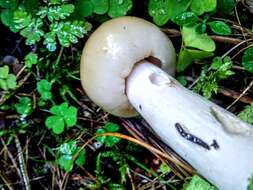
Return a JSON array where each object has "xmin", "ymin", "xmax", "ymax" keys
[
  {"xmin": 47, "ymin": 4, "xmax": 75, "ymax": 22},
  {"xmin": 191, "ymin": 0, "xmax": 217, "ymax": 15},
  {"xmin": 45, "ymin": 115, "xmax": 65, "ymax": 134},
  {"xmin": 177, "ymin": 49, "xmax": 193, "ymax": 72},
  {"xmin": 242, "ymin": 47, "xmax": 253, "ymax": 73},
  {"xmin": 0, "ymin": 0, "xmax": 17, "ymax": 9},
  {"xmin": 91, "ymin": 0, "xmax": 109, "ymax": 14},
  {"xmin": 0, "ymin": 65, "xmax": 9, "ymax": 79},
  {"xmin": 0, "ymin": 79, "xmax": 8, "ymax": 90},
  {"xmin": 108, "ymin": 0, "xmax": 132, "ymax": 18},
  {"xmin": 211, "ymin": 56, "xmax": 223, "ymax": 70},
  {"xmin": 176, "ymin": 76, "xmax": 187, "ymax": 86},
  {"xmin": 238, "ymin": 106, "xmax": 253, "ymax": 125},
  {"xmin": 182, "ymin": 26, "xmax": 216, "ymax": 52},
  {"xmin": 96, "ymin": 122, "xmax": 121, "ymax": 147},
  {"xmin": 24, "ymin": 0, "xmax": 39, "ymax": 15},
  {"xmin": 184, "ymin": 175, "xmax": 217, "ymax": 190},
  {"xmin": 76, "ymin": 0, "xmax": 94, "ymax": 17},
  {"xmin": 49, "ymin": 20, "xmax": 91, "ymax": 49},
  {"xmin": 96, "ymin": 128, "xmax": 107, "ymax": 143},
  {"xmin": 15, "ymin": 97, "xmax": 33, "ymax": 116},
  {"xmin": 43, "ymin": 31, "xmax": 57, "ymax": 51},
  {"xmin": 58, "ymin": 155, "xmax": 74, "ymax": 171},
  {"xmin": 59, "ymin": 141, "xmax": 77, "ymax": 155},
  {"xmin": 173, "ymin": 12, "xmax": 198, "ymax": 26},
  {"xmin": 63, "ymin": 106, "xmax": 78, "ymax": 127},
  {"xmin": 177, "ymin": 48, "xmax": 213, "ymax": 72},
  {"xmin": 217, "ymin": 0, "xmax": 235, "ymax": 15},
  {"xmin": 158, "ymin": 162, "xmax": 171, "ymax": 174},
  {"xmin": 104, "ymin": 122, "xmax": 120, "ymax": 132},
  {"xmin": 149, "ymin": 0, "xmax": 191, "ymax": 26},
  {"xmin": 37, "ymin": 79, "xmax": 53, "ymax": 101},
  {"xmin": 6, "ymin": 74, "xmax": 16, "ymax": 89},
  {"xmin": 186, "ymin": 49, "xmax": 214, "ymax": 59},
  {"xmin": 208, "ymin": 21, "xmax": 231, "ymax": 35},
  {"xmin": 75, "ymin": 149, "xmax": 86, "ymax": 166},
  {"xmin": 50, "ymin": 102, "xmax": 68, "ymax": 115},
  {"xmin": 1, "ymin": 9, "xmax": 14, "ymax": 27},
  {"xmin": 20, "ymin": 18, "xmax": 44, "ymax": 45},
  {"xmin": 25, "ymin": 52, "xmax": 38, "ymax": 68},
  {"xmin": 13, "ymin": 9, "xmax": 32, "ymax": 30}
]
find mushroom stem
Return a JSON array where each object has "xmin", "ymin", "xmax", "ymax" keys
[{"xmin": 126, "ymin": 61, "xmax": 253, "ymax": 190}]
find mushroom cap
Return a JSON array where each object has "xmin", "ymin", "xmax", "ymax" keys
[{"xmin": 80, "ymin": 16, "xmax": 176, "ymax": 117}]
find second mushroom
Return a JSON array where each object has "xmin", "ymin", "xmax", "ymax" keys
[{"xmin": 80, "ymin": 16, "xmax": 253, "ymax": 190}]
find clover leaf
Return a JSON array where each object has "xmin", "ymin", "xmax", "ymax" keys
[
  {"xmin": 182, "ymin": 26, "xmax": 216, "ymax": 52},
  {"xmin": 15, "ymin": 97, "xmax": 33, "ymax": 116},
  {"xmin": 57, "ymin": 141, "xmax": 86, "ymax": 172},
  {"xmin": 191, "ymin": 0, "xmax": 217, "ymax": 16},
  {"xmin": 45, "ymin": 102, "xmax": 78, "ymax": 134},
  {"xmin": 37, "ymin": 79, "xmax": 53, "ymax": 101},
  {"xmin": 25, "ymin": 52, "xmax": 38, "ymax": 68},
  {"xmin": 108, "ymin": 0, "xmax": 132, "ymax": 18},
  {"xmin": 0, "ymin": 65, "xmax": 17, "ymax": 91},
  {"xmin": 242, "ymin": 47, "xmax": 253, "ymax": 73},
  {"xmin": 96, "ymin": 122, "xmax": 121, "ymax": 147},
  {"xmin": 148, "ymin": 0, "xmax": 191, "ymax": 26}
]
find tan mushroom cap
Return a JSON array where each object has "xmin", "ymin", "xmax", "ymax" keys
[{"xmin": 80, "ymin": 16, "xmax": 176, "ymax": 117}]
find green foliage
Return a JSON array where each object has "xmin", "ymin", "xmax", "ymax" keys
[
  {"xmin": 45, "ymin": 102, "xmax": 78, "ymax": 134},
  {"xmin": 37, "ymin": 79, "xmax": 53, "ymax": 101},
  {"xmin": 208, "ymin": 21, "xmax": 231, "ymax": 35},
  {"xmin": 76, "ymin": 0, "xmax": 132, "ymax": 18},
  {"xmin": 173, "ymin": 11, "xmax": 199, "ymax": 26},
  {"xmin": 242, "ymin": 47, "xmax": 253, "ymax": 73},
  {"xmin": 25, "ymin": 52, "xmax": 38, "ymax": 68},
  {"xmin": 108, "ymin": 0, "xmax": 132, "ymax": 18},
  {"xmin": 0, "ymin": 0, "xmax": 17, "ymax": 9},
  {"xmin": 194, "ymin": 56, "xmax": 234, "ymax": 98},
  {"xmin": 96, "ymin": 150, "xmax": 128, "ymax": 186},
  {"xmin": 15, "ymin": 97, "xmax": 33, "ymax": 116},
  {"xmin": 191, "ymin": 0, "xmax": 217, "ymax": 15},
  {"xmin": 148, "ymin": 0, "xmax": 191, "ymax": 26},
  {"xmin": 238, "ymin": 106, "xmax": 253, "ymax": 125},
  {"xmin": 96, "ymin": 122, "xmax": 121, "ymax": 147},
  {"xmin": 0, "ymin": 65, "xmax": 16, "ymax": 90},
  {"xmin": 91, "ymin": 0, "xmax": 108, "ymax": 14},
  {"xmin": 248, "ymin": 175, "xmax": 253, "ymax": 190},
  {"xmin": 158, "ymin": 162, "xmax": 171, "ymax": 175},
  {"xmin": 182, "ymin": 26, "xmax": 216, "ymax": 52},
  {"xmin": 183, "ymin": 175, "xmax": 217, "ymax": 190},
  {"xmin": 176, "ymin": 76, "xmax": 188, "ymax": 86},
  {"xmin": 1, "ymin": 1, "xmax": 92, "ymax": 51},
  {"xmin": 57, "ymin": 140, "xmax": 86, "ymax": 172},
  {"xmin": 177, "ymin": 48, "xmax": 214, "ymax": 72}
]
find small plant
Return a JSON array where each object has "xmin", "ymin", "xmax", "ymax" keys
[
  {"xmin": 56, "ymin": 140, "xmax": 86, "ymax": 172},
  {"xmin": 45, "ymin": 102, "xmax": 77, "ymax": 134},
  {"xmin": 37, "ymin": 79, "xmax": 53, "ymax": 101},
  {"xmin": 25, "ymin": 52, "xmax": 38, "ymax": 68},
  {"xmin": 193, "ymin": 56, "xmax": 234, "ymax": 98},
  {"xmin": 96, "ymin": 122, "xmax": 121, "ymax": 147},
  {"xmin": 0, "ymin": 65, "xmax": 17, "ymax": 91},
  {"xmin": 242, "ymin": 47, "xmax": 253, "ymax": 73},
  {"xmin": 15, "ymin": 97, "xmax": 33, "ymax": 116},
  {"xmin": 238, "ymin": 105, "xmax": 253, "ymax": 125},
  {"xmin": 183, "ymin": 175, "xmax": 218, "ymax": 190}
]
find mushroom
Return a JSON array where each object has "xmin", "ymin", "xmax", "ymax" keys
[{"xmin": 80, "ymin": 16, "xmax": 253, "ymax": 190}]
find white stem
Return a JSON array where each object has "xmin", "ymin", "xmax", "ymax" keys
[{"xmin": 126, "ymin": 61, "xmax": 253, "ymax": 190}]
